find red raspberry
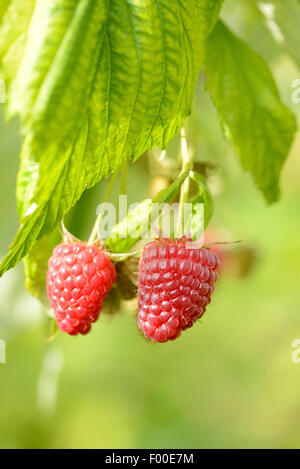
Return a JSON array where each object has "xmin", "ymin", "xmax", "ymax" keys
[
  {"xmin": 47, "ymin": 243, "xmax": 117, "ymax": 335},
  {"xmin": 138, "ymin": 238, "xmax": 220, "ymax": 343}
]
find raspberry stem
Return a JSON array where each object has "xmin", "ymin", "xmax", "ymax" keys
[
  {"xmin": 120, "ymin": 161, "xmax": 128, "ymax": 195},
  {"xmin": 203, "ymin": 239, "xmax": 242, "ymax": 247},
  {"xmin": 88, "ymin": 171, "xmax": 119, "ymax": 245},
  {"xmin": 176, "ymin": 126, "xmax": 193, "ymax": 237}
]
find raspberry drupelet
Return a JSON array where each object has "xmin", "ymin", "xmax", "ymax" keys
[
  {"xmin": 138, "ymin": 237, "xmax": 220, "ymax": 343},
  {"xmin": 47, "ymin": 243, "xmax": 117, "ymax": 335}
]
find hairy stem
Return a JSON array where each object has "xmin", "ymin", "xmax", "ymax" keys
[
  {"xmin": 88, "ymin": 171, "xmax": 118, "ymax": 245},
  {"xmin": 120, "ymin": 161, "xmax": 128, "ymax": 195},
  {"xmin": 176, "ymin": 126, "xmax": 193, "ymax": 237}
]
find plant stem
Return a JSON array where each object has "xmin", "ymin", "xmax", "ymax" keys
[
  {"xmin": 116, "ymin": 160, "xmax": 128, "ymax": 216},
  {"xmin": 120, "ymin": 161, "xmax": 128, "ymax": 195},
  {"xmin": 88, "ymin": 171, "xmax": 118, "ymax": 245},
  {"xmin": 203, "ymin": 240, "xmax": 242, "ymax": 247},
  {"xmin": 176, "ymin": 126, "xmax": 193, "ymax": 237}
]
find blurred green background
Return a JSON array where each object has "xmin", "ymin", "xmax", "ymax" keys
[{"xmin": 0, "ymin": 1, "xmax": 300, "ymax": 449}]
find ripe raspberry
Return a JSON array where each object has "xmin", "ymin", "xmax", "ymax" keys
[
  {"xmin": 138, "ymin": 237, "xmax": 219, "ymax": 343},
  {"xmin": 47, "ymin": 243, "xmax": 117, "ymax": 335}
]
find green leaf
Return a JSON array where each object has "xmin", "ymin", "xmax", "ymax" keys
[
  {"xmin": 106, "ymin": 199, "xmax": 153, "ymax": 254},
  {"xmin": 0, "ymin": 0, "xmax": 36, "ymax": 93},
  {"xmin": 256, "ymin": 0, "xmax": 300, "ymax": 67},
  {"xmin": 197, "ymin": 0, "xmax": 225, "ymax": 38},
  {"xmin": 0, "ymin": 1, "xmax": 11, "ymax": 23},
  {"xmin": 0, "ymin": 0, "xmax": 224, "ymax": 276},
  {"xmin": 204, "ymin": 21, "xmax": 297, "ymax": 203},
  {"xmin": 23, "ymin": 229, "xmax": 61, "ymax": 304},
  {"xmin": 106, "ymin": 171, "xmax": 188, "ymax": 254},
  {"xmin": 187, "ymin": 171, "xmax": 213, "ymax": 240},
  {"xmin": 152, "ymin": 171, "xmax": 189, "ymax": 204},
  {"xmin": 43, "ymin": 318, "xmax": 60, "ymax": 343}
]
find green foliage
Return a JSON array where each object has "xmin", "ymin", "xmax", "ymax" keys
[
  {"xmin": 23, "ymin": 229, "xmax": 61, "ymax": 304},
  {"xmin": 0, "ymin": 0, "xmax": 297, "ymax": 295},
  {"xmin": 0, "ymin": 0, "xmax": 219, "ymax": 276},
  {"xmin": 0, "ymin": 0, "xmax": 36, "ymax": 89},
  {"xmin": 106, "ymin": 169, "xmax": 213, "ymax": 251},
  {"xmin": 106, "ymin": 171, "xmax": 189, "ymax": 254},
  {"xmin": 256, "ymin": 0, "xmax": 300, "ymax": 67},
  {"xmin": 197, "ymin": 0, "xmax": 225, "ymax": 38},
  {"xmin": 187, "ymin": 171, "xmax": 213, "ymax": 239},
  {"xmin": 105, "ymin": 198, "xmax": 152, "ymax": 255},
  {"xmin": 205, "ymin": 21, "xmax": 297, "ymax": 203}
]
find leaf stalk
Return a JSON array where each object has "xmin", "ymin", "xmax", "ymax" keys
[{"xmin": 176, "ymin": 126, "xmax": 193, "ymax": 237}]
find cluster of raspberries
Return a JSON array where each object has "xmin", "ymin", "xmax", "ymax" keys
[{"xmin": 47, "ymin": 237, "xmax": 219, "ymax": 342}]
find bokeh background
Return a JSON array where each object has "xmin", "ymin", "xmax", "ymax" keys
[{"xmin": 0, "ymin": 1, "xmax": 300, "ymax": 449}]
